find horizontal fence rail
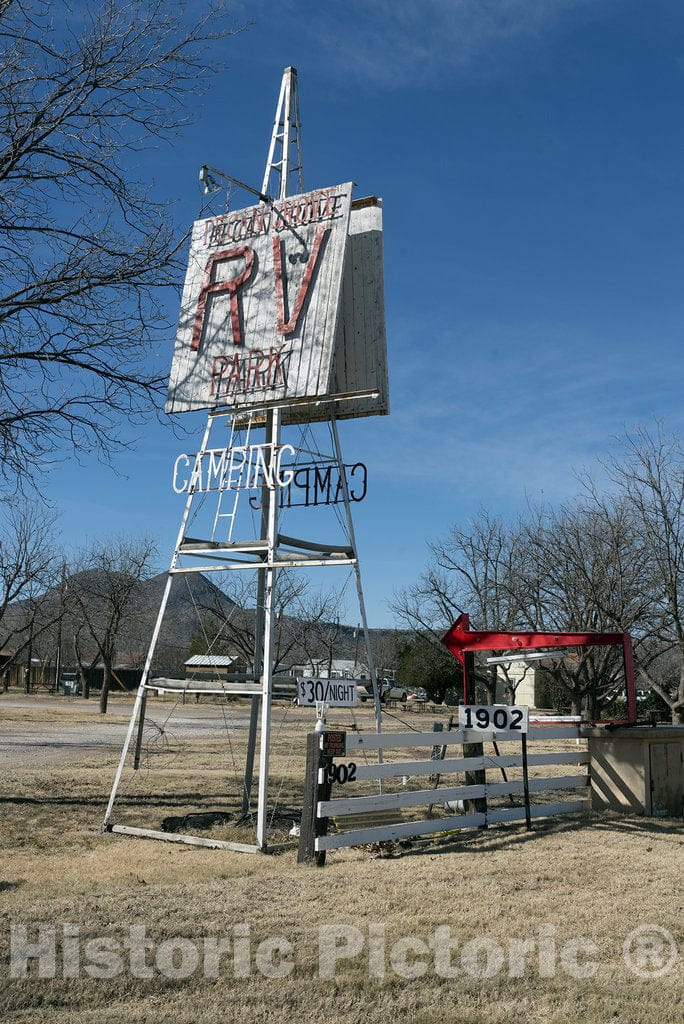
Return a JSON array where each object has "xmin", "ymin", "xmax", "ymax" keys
[
  {"xmin": 343, "ymin": 725, "xmax": 583, "ymax": 749},
  {"xmin": 332, "ymin": 750, "xmax": 590, "ymax": 783},
  {"xmin": 318, "ymin": 774, "xmax": 589, "ymax": 818},
  {"xmin": 316, "ymin": 801, "xmax": 589, "ymax": 852}
]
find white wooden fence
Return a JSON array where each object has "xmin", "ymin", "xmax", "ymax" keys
[{"xmin": 308, "ymin": 724, "xmax": 589, "ymax": 855}]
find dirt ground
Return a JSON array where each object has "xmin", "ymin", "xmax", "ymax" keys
[
  {"xmin": 0, "ymin": 694, "xmax": 682, "ymax": 1023},
  {"xmin": 0, "ymin": 696, "xmax": 252, "ymax": 768}
]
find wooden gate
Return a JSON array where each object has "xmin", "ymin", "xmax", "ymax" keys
[{"xmin": 298, "ymin": 723, "xmax": 590, "ymax": 862}]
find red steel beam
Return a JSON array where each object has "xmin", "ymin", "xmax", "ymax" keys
[{"xmin": 441, "ymin": 613, "xmax": 637, "ymax": 724}]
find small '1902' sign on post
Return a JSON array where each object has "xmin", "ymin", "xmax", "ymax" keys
[
  {"xmin": 458, "ymin": 704, "xmax": 530, "ymax": 733},
  {"xmin": 296, "ymin": 678, "xmax": 358, "ymax": 707}
]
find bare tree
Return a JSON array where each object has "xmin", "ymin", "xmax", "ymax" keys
[
  {"xmin": 369, "ymin": 630, "xmax": 401, "ymax": 680},
  {"xmin": 395, "ymin": 500, "xmax": 651, "ymax": 715},
  {"xmin": 516, "ymin": 498, "xmax": 653, "ymax": 716},
  {"xmin": 430, "ymin": 512, "xmax": 529, "ymax": 703},
  {"xmin": 69, "ymin": 615, "xmax": 99, "ymax": 700},
  {"xmin": 28, "ymin": 560, "xmax": 98, "ymax": 696},
  {"xmin": 285, "ymin": 585, "xmax": 353, "ymax": 677},
  {"xmin": 0, "ymin": 501, "xmax": 58, "ymax": 687},
  {"xmin": 71, "ymin": 536, "xmax": 157, "ymax": 713},
  {"xmin": 394, "ymin": 632, "xmax": 462, "ymax": 704},
  {"xmin": 393, "ymin": 512, "xmax": 525, "ymax": 703},
  {"xmin": 601, "ymin": 424, "xmax": 684, "ymax": 722},
  {"xmin": 0, "ymin": 0, "xmax": 236, "ymax": 486}
]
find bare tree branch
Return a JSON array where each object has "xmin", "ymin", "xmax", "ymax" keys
[
  {"xmin": 599, "ymin": 422, "xmax": 684, "ymax": 721},
  {"xmin": 0, "ymin": 0, "xmax": 239, "ymax": 487}
]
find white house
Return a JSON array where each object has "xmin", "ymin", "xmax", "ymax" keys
[{"xmin": 292, "ymin": 658, "xmax": 372, "ymax": 681}]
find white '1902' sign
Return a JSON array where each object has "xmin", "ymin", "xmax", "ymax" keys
[{"xmin": 458, "ymin": 704, "xmax": 529, "ymax": 733}]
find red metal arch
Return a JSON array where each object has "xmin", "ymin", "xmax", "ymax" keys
[{"xmin": 441, "ymin": 613, "xmax": 637, "ymax": 724}]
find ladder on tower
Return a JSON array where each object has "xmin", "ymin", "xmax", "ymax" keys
[
  {"xmin": 263, "ymin": 66, "xmax": 304, "ymax": 198},
  {"xmin": 211, "ymin": 413, "xmax": 254, "ymax": 543}
]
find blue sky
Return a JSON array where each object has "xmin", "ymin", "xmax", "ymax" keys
[{"xmin": 43, "ymin": 0, "xmax": 684, "ymax": 626}]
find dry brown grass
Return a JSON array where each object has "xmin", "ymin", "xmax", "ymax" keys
[{"xmin": 0, "ymin": 697, "xmax": 682, "ymax": 1023}]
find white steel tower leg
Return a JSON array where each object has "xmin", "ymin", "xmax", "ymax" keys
[
  {"xmin": 330, "ymin": 415, "xmax": 384, "ymax": 747},
  {"xmin": 102, "ymin": 415, "xmax": 216, "ymax": 829},
  {"xmin": 253, "ymin": 67, "xmax": 301, "ymax": 848},
  {"xmin": 261, "ymin": 67, "xmax": 304, "ymax": 199},
  {"xmin": 255, "ymin": 407, "xmax": 281, "ymax": 848}
]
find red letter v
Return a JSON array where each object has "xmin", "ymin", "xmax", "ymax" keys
[{"xmin": 272, "ymin": 226, "xmax": 328, "ymax": 336}]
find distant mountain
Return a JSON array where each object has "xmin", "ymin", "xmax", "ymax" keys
[
  {"xmin": 134, "ymin": 571, "xmax": 236, "ymax": 653},
  {"xmin": 1, "ymin": 570, "xmax": 402, "ymax": 673},
  {"xmin": 1, "ymin": 571, "xmax": 235, "ymax": 671}
]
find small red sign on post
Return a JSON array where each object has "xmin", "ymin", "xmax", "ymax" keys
[{"xmin": 321, "ymin": 731, "xmax": 346, "ymax": 757}]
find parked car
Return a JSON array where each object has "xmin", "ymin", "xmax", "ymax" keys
[
  {"xmin": 382, "ymin": 681, "xmax": 408, "ymax": 703},
  {"xmin": 356, "ymin": 680, "xmax": 408, "ymax": 703},
  {"xmin": 59, "ymin": 672, "xmax": 80, "ymax": 696},
  {"xmin": 407, "ymin": 687, "xmax": 428, "ymax": 703}
]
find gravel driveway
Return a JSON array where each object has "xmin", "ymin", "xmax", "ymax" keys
[{"xmin": 0, "ymin": 696, "xmax": 252, "ymax": 768}]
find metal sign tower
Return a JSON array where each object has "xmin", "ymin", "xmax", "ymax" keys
[{"xmin": 102, "ymin": 68, "xmax": 386, "ymax": 852}]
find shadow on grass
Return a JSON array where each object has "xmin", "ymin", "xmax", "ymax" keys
[
  {"xmin": 0, "ymin": 879, "xmax": 25, "ymax": 891},
  {"xmin": 0, "ymin": 791, "xmax": 254, "ymax": 808},
  {"xmin": 393, "ymin": 814, "xmax": 589, "ymax": 858},
  {"xmin": 393, "ymin": 811, "xmax": 681, "ymax": 859},
  {"xmin": 588, "ymin": 813, "xmax": 682, "ymax": 836}
]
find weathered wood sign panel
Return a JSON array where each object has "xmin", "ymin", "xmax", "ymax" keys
[
  {"xmin": 166, "ymin": 188, "xmax": 389, "ymax": 421},
  {"xmin": 166, "ymin": 183, "xmax": 352, "ymax": 413},
  {"xmin": 285, "ymin": 197, "xmax": 389, "ymax": 424}
]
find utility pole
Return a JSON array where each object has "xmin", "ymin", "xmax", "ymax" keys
[
  {"xmin": 54, "ymin": 563, "xmax": 67, "ymax": 694},
  {"xmin": 24, "ymin": 603, "xmax": 34, "ymax": 695}
]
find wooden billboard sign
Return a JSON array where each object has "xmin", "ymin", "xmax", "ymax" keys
[{"xmin": 166, "ymin": 185, "xmax": 388, "ymax": 422}]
